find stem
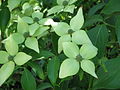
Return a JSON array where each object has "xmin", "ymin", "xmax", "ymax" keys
[{"xmin": 102, "ymin": 21, "xmax": 115, "ymax": 28}]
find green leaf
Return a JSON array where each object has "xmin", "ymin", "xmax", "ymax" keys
[
  {"xmin": 83, "ymin": 15, "xmax": 103, "ymax": 28},
  {"xmin": 72, "ymin": 30, "xmax": 92, "ymax": 45},
  {"xmin": 58, "ymin": 35, "xmax": 71, "ymax": 54},
  {"xmin": 53, "ymin": 22, "xmax": 70, "ymax": 36},
  {"xmin": 63, "ymin": 42, "xmax": 79, "ymax": 58},
  {"xmin": 101, "ymin": 0, "xmax": 120, "ymax": 15},
  {"xmin": 115, "ymin": 15, "xmax": 120, "ymax": 45},
  {"xmin": 70, "ymin": 7, "xmax": 84, "ymax": 31},
  {"xmin": 47, "ymin": 57, "xmax": 60, "ymax": 85},
  {"xmin": 28, "ymin": 62, "xmax": 45, "ymax": 80},
  {"xmin": 64, "ymin": 5, "xmax": 75, "ymax": 13},
  {"xmin": 14, "ymin": 52, "xmax": 32, "ymax": 65},
  {"xmin": 8, "ymin": 0, "xmax": 21, "ymax": 11},
  {"xmin": 32, "ymin": 11, "xmax": 43, "ymax": 20},
  {"xmin": 88, "ymin": 25, "xmax": 108, "ymax": 58},
  {"xmin": 17, "ymin": 16, "xmax": 29, "ymax": 34},
  {"xmin": 21, "ymin": 68, "xmax": 36, "ymax": 90},
  {"xmin": 25, "ymin": 37, "xmax": 39, "ymax": 53},
  {"xmin": 80, "ymin": 44, "xmax": 98, "ymax": 59},
  {"xmin": 5, "ymin": 36, "xmax": 18, "ymax": 56},
  {"xmin": 88, "ymin": 3, "xmax": 105, "ymax": 16},
  {"xmin": 29, "ymin": 23, "xmax": 40, "ymax": 36},
  {"xmin": 59, "ymin": 58, "xmax": 79, "ymax": 78},
  {"xmin": 37, "ymin": 83, "xmax": 52, "ymax": 90},
  {"xmin": 93, "ymin": 57, "xmax": 120, "ymax": 89},
  {"xmin": 81, "ymin": 60, "xmax": 97, "ymax": 78},
  {"xmin": 47, "ymin": 5, "xmax": 64, "ymax": 16},
  {"xmin": 11, "ymin": 33, "xmax": 25, "ymax": 44},
  {"xmin": 0, "ymin": 61, "xmax": 15, "ymax": 86},
  {"xmin": 22, "ymin": 16, "xmax": 33, "ymax": 24},
  {"xmin": 0, "ymin": 51, "xmax": 9, "ymax": 64},
  {"xmin": 0, "ymin": 7, "xmax": 10, "ymax": 31}
]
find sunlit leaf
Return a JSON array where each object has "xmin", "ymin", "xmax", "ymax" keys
[
  {"xmin": 11, "ymin": 33, "xmax": 25, "ymax": 44},
  {"xmin": 58, "ymin": 35, "xmax": 71, "ymax": 54},
  {"xmin": 29, "ymin": 23, "xmax": 40, "ymax": 36},
  {"xmin": 80, "ymin": 44, "xmax": 98, "ymax": 59},
  {"xmin": 17, "ymin": 16, "xmax": 29, "ymax": 34},
  {"xmin": 0, "ymin": 61, "xmax": 15, "ymax": 86},
  {"xmin": 59, "ymin": 58, "xmax": 79, "ymax": 78},
  {"xmin": 5, "ymin": 36, "xmax": 18, "ymax": 56},
  {"xmin": 81, "ymin": 60, "xmax": 98, "ymax": 78},
  {"xmin": 32, "ymin": 11, "xmax": 43, "ymax": 20},
  {"xmin": 22, "ymin": 16, "xmax": 33, "ymax": 24},
  {"xmin": 47, "ymin": 5, "xmax": 64, "ymax": 16},
  {"xmin": 8, "ymin": 0, "xmax": 21, "ymax": 11},
  {"xmin": 64, "ymin": 5, "xmax": 75, "ymax": 13},
  {"xmin": 53, "ymin": 22, "xmax": 70, "ymax": 36},
  {"xmin": 70, "ymin": 7, "xmax": 84, "ymax": 30},
  {"xmin": 14, "ymin": 52, "xmax": 32, "ymax": 65},
  {"xmin": 25, "ymin": 37, "xmax": 39, "ymax": 53},
  {"xmin": 0, "ymin": 51, "xmax": 9, "ymax": 64},
  {"xmin": 62, "ymin": 42, "xmax": 79, "ymax": 58},
  {"xmin": 72, "ymin": 30, "xmax": 92, "ymax": 45}
]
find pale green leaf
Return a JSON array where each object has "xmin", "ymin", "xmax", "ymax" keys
[
  {"xmin": 59, "ymin": 58, "xmax": 79, "ymax": 78},
  {"xmin": 58, "ymin": 35, "xmax": 71, "ymax": 54},
  {"xmin": 70, "ymin": 7, "xmax": 84, "ymax": 30},
  {"xmin": 32, "ymin": 11, "xmax": 43, "ymax": 20},
  {"xmin": 47, "ymin": 5, "xmax": 64, "ymax": 16},
  {"xmin": 62, "ymin": 42, "xmax": 79, "ymax": 58},
  {"xmin": 25, "ymin": 37, "xmax": 39, "ymax": 53},
  {"xmin": 22, "ymin": 16, "xmax": 33, "ymax": 24},
  {"xmin": 5, "ymin": 36, "xmax": 18, "ymax": 56},
  {"xmin": 14, "ymin": 52, "xmax": 32, "ymax": 65},
  {"xmin": 11, "ymin": 33, "xmax": 25, "ymax": 44},
  {"xmin": 8, "ymin": 0, "xmax": 21, "ymax": 11},
  {"xmin": 17, "ymin": 16, "xmax": 29, "ymax": 34},
  {"xmin": 64, "ymin": 5, "xmax": 75, "ymax": 13},
  {"xmin": 53, "ymin": 22, "xmax": 70, "ymax": 36},
  {"xmin": 33, "ymin": 26, "xmax": 49, "ymax": 36},
  {"xmin": 80, "ymin": 44, "xmax": 98, "ymax": 59},
  {"xmin": 72, "ymin": 30, "xmax": 92, "ymax": 45},
  {"xmin": 0, "ymin": 61, "xmax": 15, "ymax": 86},
  {"xmin": 29, "ymin": 23, "xmax": 40, "ymax": 36},
  {"xmin": 0, "ymin": 51, "xmax": 9, "ymax": 64},
  {"xmin": 81, "ymin": 60, "xmax": 98, "ymax": 78}
]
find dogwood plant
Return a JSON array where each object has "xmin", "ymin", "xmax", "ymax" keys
[{"xmin": 52, "ymin": 7, "xmax": 98, "ymax": 78}]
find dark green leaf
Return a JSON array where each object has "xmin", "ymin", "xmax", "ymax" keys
[
  {"xmin": 93, "ymin": 57, "xmax": 120, "ymax": 89},
  {"xmin": 47, "ymin": 56, "xmax": 60, "ymax": 85},
  {"xmin": 37, "ymin": 83, "xmax": 52, "ymax": 90},
  {"xmin": 88, "ymin": 25, "xmax": 109, "ymax": 58},
  {"xmin": 28, "ymin": 62, "xmax": 45, "ymax": 80},
  {"xmin": 102, "ymin": 0, "xmax": 120, "ymax": 15},
  {"xmin": 115, "ymin": 15, "xmax": 120, "ymax": 44},
  {"xmin": 0, "ymin": 7, "xmax": 10, "ymax": 31},
  {"xmin": 21, "ymin": 68, "xmax": 36, "ymax": 90}
]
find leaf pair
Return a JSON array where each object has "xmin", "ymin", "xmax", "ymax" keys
[
  {"xmin": 47, "ymin": 0, "xmax": 77, "ymax": 15},
  {"xmin": 59, "ymin": 42, "xmax": 98, "ymax": 78}
]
